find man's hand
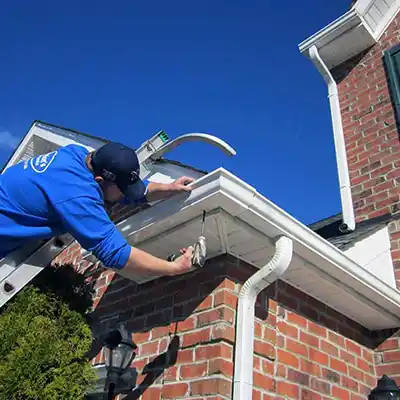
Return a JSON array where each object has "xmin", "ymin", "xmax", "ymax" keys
[
  {"xmin": 168, "ymin": 246, "xmax": 194, "ymax": 276},
  {"xmin": 145, "ymin": 176, "xmax": 195, "ymax": 202},
  {"xmin": 123, "ymin": 246, "xmax": 193, "ymax": 277},
  {"xmin": 169, "ymin": 176, "xmax": 195, "ymax": 192}
]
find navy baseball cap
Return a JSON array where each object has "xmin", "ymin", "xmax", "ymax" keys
[{"xmin": 91, "ymin": 142, "xmax": 147, "ymax": 202}]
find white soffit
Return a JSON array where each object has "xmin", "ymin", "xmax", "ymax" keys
[
  {"xmin": 115, "ymin": 169, "xmax": 400, "ymax": 330},
  {"xmin": 298, "ymin": 0, "xmax": 400, "ymax": 69}
]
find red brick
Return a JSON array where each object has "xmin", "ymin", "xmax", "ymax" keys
[
  {"xmin": 276, "ymin": 381, "xmax": 299, "ymax": 398},
  {"xmin": 140, "ymin": 341, "xmax": 159, "ymax": 357},
  {"xmin": 288, "ymin": 368, "xmax": 310, "ymax": 386},
  {"xmin": 365, "ymin": 373, "xmax": 377, "ymax": 387},
  {"xmin": 132, "ymin": 331, "xmax": 151, "ymax": 344},
  {"xmin": 346, "ymin": 340, "xmax": 362, "ymax": 356},
  {"xmin": 277, "ymin": 321, "xmax": 299, "ymax": 338},
  {"xmin": 216, "ymin": 278, "xmax": 236, "ymax": 292},
  {"xmin": 142, "ymin": 387, "xmax": 161, "ymax": 400},
  {"xmin": 301, "ymin": 389, "xmax": 323, "ymax": 400},
  {"xmin": 351, "ymin": 395, "xmax": 367, "ymax": 400},
  {"xmin": 158, "ymin": 338, "xmax": 169, "ymax": 353},
  {"xmin": 176, "ymin": 348, "xmax": 194, "ymax": 364},
  {"xmin": 340, "ymin": 349, "xmax": 356, "ymax": 365},
  {"xmin": 253, "ymin": 371, "xmax": 275, "ymax": 391},
  {"xmin": 164, "ymin": 365, "xmax": 178, "ymax": 382},
  {"xmin": 262, "ymin": 359, "xmax": 274, "ymax": 374},
  {"xmin": 176, "ymin": 316, "xmax": 196, "ymax": 332},
  {"xmin": 253, "ymin": 389, "xmax": 262, "ymax": 400},
  {"xmin": 253, "ymin": 355, "xmax": 261, "ymax": 370},
  {"xmin": 357, "ymin": 357, "xmax": 373, "ymax": 373},
  {"xmin": 328, "ymin": 331, "xmax": 345, "ymax": 347},
  {"xmin": 161, "ymin": 383, "xmax": 189, "ymax": 398},
  {"xmin": 376, "ymin": 363, "xmax": 400, "ymax": 376},
  {"xmin": 191, "ymin": 377, "xmax": 232, "ymax": 397},
  {"xmin": 384, "ymin": 350, "xmax": 400, "ymax": 363},
  {"xmin": 311, "ymin": 378, "xmax": 331, "ymax": 395},
  {"xmin": 286, "ymin": 338, "xmax": 308, "ymax": 357},
  {"xmin": 309, "ymin": 348, "xmax": 329, "ymax": 366},
  {"xmin": 263, "ymin": 326, "xmax": 276, "ymax": 342},
  {"xmin": 287, "ymin": 311, "xmax": 308, "ymax": 328},
  {"xmin": 195, "ymin": 342, "xmax": 232, "ymax": 361},
  {"xmin": 277, "ymin": 349, "xmax": 300, "ymax": 368},
  {"xmin": 197, "ymin": 307, "xmax": 234, "ymax": 326},
  {"xmin": 332, "ymin": 386, "xmax": 350, "ymax": 400},
  {"xmin": 182, "ymin": 327, "xmax": 211, "ymax": 347},
  {"xmin": 300, "ymin": 359, "xmax": 321, "ymax": 377},
  {"xmin": 180, "ymin": 362, "xmax": 207, "ymax": 379},
  {"xmin": 214, "ymin": 290, "xmax": 238, "ymax": 309},
  {"xmin": 209, "ymin": 358, "xmax": 233, "ymax": 377},
  {"xmin": 341, "ymin": 376, "xmax": 359, "ymax": 391},
  {"xmin": 321, "ymin": 368, "xmax": 340, "ymax": 384},
  {"xmin": 254, "ymin": 339, "xmax": 275, "ymax": 358},
  {"xmin": 211, "ymin": 324, "xmax": 235, "ymax": 343},
  {"xmin": 152, "ymin": 326, "xmax": 170, "ymax": 339},
  {"xmin": 321, "ymin": 339, "xmax": 339, "ymax": 357},
  {"xmin": 195, "ymin": 296, "xmax": 213, "ymax": 311},
  {"xmin": 299, "ymin": 333, "xmax": 318, "ymax": 350},
  {"xmin": 308, "ymin": 321, "xmax": 327, "ymax": 337},
  {"xmin": 331, "ymin": 358, "xmax": 347, "ymax": 374},
  {"xmin": 276, "ymin": 363, "xmax": 287, "ymax": 378},
  {"xmin": 254, "ymin": 320, "xmax": 262, "ymax": 338},
  {"xmin": 349, "ymin": 366, "xmax": 365, "ymax": 381}
]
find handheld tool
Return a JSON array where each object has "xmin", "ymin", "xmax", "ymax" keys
[{"xmin": 167, "ymin": 210, "xmax": 207, "ymax": 268}]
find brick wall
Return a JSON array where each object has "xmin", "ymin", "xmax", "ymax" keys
[
  {"xmin": 81, "ymin": 255, "xmax": 391, "ymax": 399},
  {"xmin": 331, "ymin": 10, "xmax": 400, "ymax": 389},
  {"xmin": 332, "ymin": 13, "xmax": 400, "ymax": 224}
]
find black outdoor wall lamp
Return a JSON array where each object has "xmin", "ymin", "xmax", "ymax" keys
[
  {"xmin": 368, "ymin": 375, "xmax": 400, "ymax": 399},
  {"xmin": 103, "ymin": 325, "xmax": 138, "ymax": 400}
]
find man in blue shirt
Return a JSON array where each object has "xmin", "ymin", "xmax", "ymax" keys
[{"xmin": 0, "ymin": 142, "xmax": 194, "ymax": 277}]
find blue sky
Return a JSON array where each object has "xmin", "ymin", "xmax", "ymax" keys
[{"xmin": 0, "ymin": 0, "xmax": 352, "ymax": 225}]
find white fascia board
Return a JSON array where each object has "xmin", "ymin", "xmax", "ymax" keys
[
  {"xmin": 299, "ymin": 9, "xmax": 361, "ymax": 55},
  {"xmin": 299, "ymin": 0, "xmax": 400, "ymax": 68},
  {"xmin": 115, "ymin": 168, "xmax": 400, "ymax": 330},
  {"xmin": 298, "ymin": 6, "xmax": 376, "ymax": 69}
]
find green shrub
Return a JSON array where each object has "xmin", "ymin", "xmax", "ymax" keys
[{"xmin": 0, "ymin": 265, "xmax": 97, "ymax": 399}]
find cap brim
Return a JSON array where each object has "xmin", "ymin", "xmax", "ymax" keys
[{"xmin": 120, "ymin": 179, "xmax": 147, "ymax": 203}]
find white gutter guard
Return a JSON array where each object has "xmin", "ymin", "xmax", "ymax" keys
[
  {"xmin": 115, "ymin": 168, "xmax": 400, "ymax": 330},
  {"xmin": 233, "ymin": 236, "xmax": 293, "ymax": 400}
]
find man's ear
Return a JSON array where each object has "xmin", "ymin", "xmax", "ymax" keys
[{"xmin": 94, "ymin": 176, "xmax": 104, "ymax": 184}]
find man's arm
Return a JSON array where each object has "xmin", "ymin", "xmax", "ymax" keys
[
  {"xmin": 52, "ymin": 196, "xmax": 192, "ymax": 276},
  {"xmin": 145, "ymin": 176, "xmax": 195, "ymax": 202},
  {"xmin": 123, "ymin": 246, "xmax": 193, "ymax": 277}
]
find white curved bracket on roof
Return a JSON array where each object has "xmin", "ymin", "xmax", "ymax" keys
[{"xmin": 151, "ymin": 133, "xmax": 236, "ymax": 159}]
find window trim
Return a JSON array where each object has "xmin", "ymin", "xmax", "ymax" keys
[{"xmin": 383, "ymin": 43, "xmax": 400, "ymax": 128}]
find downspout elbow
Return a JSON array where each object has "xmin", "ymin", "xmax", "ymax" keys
[{"xmin": 233, "ymin": 236, "xmax": 293, "ymax": 400}]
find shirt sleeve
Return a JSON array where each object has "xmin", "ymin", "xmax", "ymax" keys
[{"xmin": 51, "ymin": 196, "xmax": 131, "ymax": 269}]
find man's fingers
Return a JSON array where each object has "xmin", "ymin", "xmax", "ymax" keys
[{"xmin": 179, "ymin": 176, "xmax": 195, "ymax": 185}]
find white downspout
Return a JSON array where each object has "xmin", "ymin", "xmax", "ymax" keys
[
  {"xmin": 232, "ymin": 236, "xmax": 293, "ymax": 400},
  {"xmin": 309, "ymin": 45, "xmax": 356, "ymax": 232}
]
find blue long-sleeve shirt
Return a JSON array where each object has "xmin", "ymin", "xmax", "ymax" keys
[{"xmin": 0, "ymin": 144, "xmax": 135, "ymax": 269}]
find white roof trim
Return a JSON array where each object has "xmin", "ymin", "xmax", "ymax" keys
[
  {"xmin": 299, "ymin": 0, "xmax": 400, "ymax": 69},
  {"xmin": 112, "ymin": 168, "xmax": 400, "ymax": 330}
]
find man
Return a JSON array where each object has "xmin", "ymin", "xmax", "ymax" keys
[{"xmin": 0, "ymin": 141, "xmax": 195, "ymax": 277}]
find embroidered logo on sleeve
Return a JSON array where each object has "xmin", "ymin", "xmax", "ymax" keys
[{"xmin": 30, "ymin": 151, "xmax": 58, "ymax": 173}]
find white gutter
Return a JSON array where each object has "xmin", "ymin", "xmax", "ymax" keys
[
  {"xmin": 233, "ymin": 236, "xmax": 293, "ymax": 400},
  {"xmin": 308, "ymin": 45, "xmax": 356, "ymax": 232}
]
